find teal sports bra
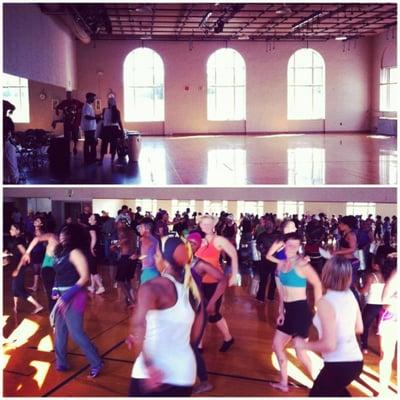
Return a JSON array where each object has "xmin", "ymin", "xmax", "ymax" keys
[
  {"xmin": 278, "ymin": 267, "xmax": 307, "ymax": 288},
  {"xmin": 42, "ymin": 253, "xmax": 56, "ymax": 269}
]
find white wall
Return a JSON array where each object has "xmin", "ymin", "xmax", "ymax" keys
[
  {"xmin": 76, "ymin": 37, "xmax": 372, "ymax": 135},
  {"xmin": 4, "ymin": 4, "xmax": 77, "ymax": 90}
]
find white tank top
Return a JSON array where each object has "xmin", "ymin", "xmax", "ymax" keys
[
  {"xmin": 131, "ymin": 274, "xmax": 196, "ymax": 386},
  {"xmin": 313, "ymin": 289, "xmax": 363, "ymax": 362},
  {"xmin": 366, "ymin": 273, "xmax": 385, "ymax": 305}
]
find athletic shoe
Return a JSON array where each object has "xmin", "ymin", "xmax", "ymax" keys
[
  {"xmin": 192, "ymin": 381, "xmax": 214, "ymax": 394},
  {"xmin": 87, "ymin": 286, "xmax": 95, "ymax": 293},
  {"xmin": 88, "ymin": 362, "xmax": 103, "ymax": 379},
  {"xmin": 219, "ymin": 338, "xmax": 234, "ymax": 352},
  {"xmin": 95, "ymin": 286, "xmax": 105, "ymax": 295}
]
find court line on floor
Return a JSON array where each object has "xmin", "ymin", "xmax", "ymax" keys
[{"xmin": 42, "ymin": 339, "xmax": 126, "ymax": 397}]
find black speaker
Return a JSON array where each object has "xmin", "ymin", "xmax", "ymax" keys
[{"xmin": 48, "ymin": 137, "xmax": 70, "ymax": 174}]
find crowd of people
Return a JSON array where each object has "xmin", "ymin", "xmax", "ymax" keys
[
  {"xmin": 3, "ymin": 91, "xmax": 126, "ymax": 184},
  {"xmin": 2, "ymin": 205, "xmax": 398, "ymax": 397}
]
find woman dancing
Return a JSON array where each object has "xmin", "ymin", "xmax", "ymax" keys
[
  {"xmin": 127, "ymin": 236, "xmax": 204, "ymax": 396},
  {"xmin": 271, "ymin": 232, "xmax": 322, "ymax": 392},
  {"xmin": 52, "ymin": 223, "xmax": 103, "ymax": 377},
  {"xmin": 294, "ymin": 256, "xmax": 363, "ymax": 396}
]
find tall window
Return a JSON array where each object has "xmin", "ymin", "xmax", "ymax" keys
[
  {"xmin": 277, "ymin": 201, "xmax": 304, "ymax": 219},
  {"xmin": 380, "ymin": 67, "xmax": 397, "ymax": 112},
  {"xmin": 207, "ymin": 48, "xmax": 246, "ymax": 120},
  {"xmin": 346, "ymin": 202, "xmax": 376, "ymax": 219},
  {"xmin": 123, "ymin": 48, "xmax": 164, "ymax": 122},
  {"xmin": 3, "ymin": 73, "xmax": 30, "ymax": 123},
  {"xmin": 287, "ymin": 48, "xmax": 325, "ymax": 120},
  {"xmin": 237, "ymin": 201, "xmax": 264, "ymax": 217},
  {"xmin": 135, "ymin": 199, "xmax": 158, "ymax": 216},
  {"xmin": 379, "ymin": 150, "xmax": 397, "ymax": 185},
  {"xmin": 203, "ymin": 200, "xmax": 228, "ymax": 216},
  {"xmin": 171, "ymin": 200, "xmax": 196, "ymax": 216}
]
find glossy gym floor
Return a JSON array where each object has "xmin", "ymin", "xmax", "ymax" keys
[
  {"xmin": 16, "ymin": 133, "xmax": 397, "ymax": 185},
  {"xmin": 2, "ymin": 264, "xmax": 398, "ymax": 397}
]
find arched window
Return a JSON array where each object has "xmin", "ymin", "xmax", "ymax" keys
[
  {"xmin": 287, "ymin": 48, "xmax": 325, "ymax": 120},
  {"xmin": 207, "ymin": 48, "xmax": 246, "ymax": 121},
  {"xmin": 123, "ymin": 48, "xmax": 164, "ymax": 122}
]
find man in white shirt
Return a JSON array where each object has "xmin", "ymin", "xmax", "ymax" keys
[{"xmin": 80, "ymin": 92, "xmax": 98, "ymax": 165}]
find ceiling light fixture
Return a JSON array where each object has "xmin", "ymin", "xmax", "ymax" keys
[{"xmin": 335, "ymin": 36, "xmax": 347, "ymax": 41}]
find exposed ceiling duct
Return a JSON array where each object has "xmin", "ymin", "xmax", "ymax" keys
[{"xmin": 40, "ymin": 4, "xmax": 112, "ymax": 44}]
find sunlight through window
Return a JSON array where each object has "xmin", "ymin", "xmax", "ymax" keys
[
  {"xmin": 277, "ymin": 201, "xmax": 304, "ymax": 219},
  {"xmin": 3, "ymin": 73, "xmax": 30, "ymax": 123},
  {"xmin": 3, "ymin": 318, "xmax": 39, "ymax": 348},
  {"xmin": 346, "ymin": 202, "xmax": 376, "ymax": 218},
  {"xmin": 37, "ymin": 335, "xmax": 54, "ymax": 352},
  {"xmin": 123, "ymin": 48, "xmax": 164, "ymax": 122},
  {"xmin": 207, "ymin": 48, "xmax": 246, "ymax": 121},
  {"xmin": 288, "ymin": 49, "xmax": 325, "ymax": 120},
  {"xmin": 29, "ymin": 361, "xmax": 50, "ymax": 389}
]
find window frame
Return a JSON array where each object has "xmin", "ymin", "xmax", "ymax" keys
[
  {"xmin": 287, "ymin": 48, "xmax": 325, "ymax": 120},
  {"xmin": 123, "ymin": 48, "xmax": 165, "ymax": 122},
  {"xmin": 3, "ymin": 73, "xmax": 30, "ymax": 123},
  {"xmin": 277, "ymin": 201, "xmax": 304, "ymax": 219},
  {"xmin": 346, "ymin": 202, "xmax": 376, "ymax": 219},
  {"xmin": 379, "ymin": 66, "xmax": 397, "ymax": 113},
  {"xmin": 207, "ymin": 48, "xmax": 246, "ymax": 121}
]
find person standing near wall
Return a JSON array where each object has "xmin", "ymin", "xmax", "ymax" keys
[
  {"xmin": 52, "ymin": 91, "xmax": 83, "ymax": 155},
  {"xmin": 99, "ymin": 96, "xmax": 124, "ymax": 164},
  {"xmin": 80, "ymin": 92, "xmax": 98, "ymax": 165},
  {"xmin": 3, "ymin": 100, "xmax": 19, "ymax": 184}
]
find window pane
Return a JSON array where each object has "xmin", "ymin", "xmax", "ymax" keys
[
  {"xmin": 380, "ymin": 85, "xmax": 388, "ymax": 111},
  {"xmin": 314, "ymin": 67, "xmax": 323, "ymax": 85},
  {"xmin": 295, "ymin": 49, "xmax": 313, "ymax": 68},
  {"xmin": 216, "ymin": 67, "xmax": 234, "ymax": 86},
  {"xmin": 313, "ymin": 86, "xmax": 324, "ymax": 118},
  {"xmin": 216, "ymin": 87, "xmax": 234, "ymax": 119},
  {"xmin": 235, "ymin": 87, "xmax": 245, "ymax": 120},
  {"xmin": 295, "ymin": 68, "xmax": 312, "ymax": 85},
  {"xmin": 389, "ymin": 67, "xmax": 397, "ymax": 83},
  {"xmin": 133, "ymin": 66, "xmax": 154, "ymax": 86},
  {"xmin": 389, "ymin": 84, "xmax": 397, "ymax": 111},
  {"xmin": 235, "ymin": 66, "xmax": 245, "ymax": 86},
  {"xmin": 3, "ymin": 73, "xmax": 30, "ymax": 123},
  {"xmin": 123, "ymin": 48, "xmax": 165, "ymax": 122},
  {"xmin": 288, "ymin": 67, "xmax": 295, "ymax": 85},
  {"xmin": 207, "ymin": 48, "xmax": 246, "ymax": 121},
  {"xmin": 380, "ymin": 68, "xmax": 389, "ymax": 84},
  {"xmin": 294, "ymin": 86, "xmax": 313, "ymax": 113}
]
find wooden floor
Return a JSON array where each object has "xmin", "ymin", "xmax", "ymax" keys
[
  {"xmin": 14, "ymin": 133, "xmax": 397, "ymax": 185},
  {"xmin": 2, "ymin": 264, "xmax": 398, "ymax": 397}
]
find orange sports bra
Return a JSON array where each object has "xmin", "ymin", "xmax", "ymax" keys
[{"xmin": 195, "ymin": 238, "xmax": 223, "ymax": 284}]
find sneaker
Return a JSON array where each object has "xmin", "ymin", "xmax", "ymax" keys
[
  {"xmin": 95, "ymin": 286, "xmax": 105, "ymax": 295},
  {"xmin": 113, "ymin": 282, "xmax": 118, "ymax": 289},
  {"xmin": 219, "ymin": 338, "xmax": 234, "ymax": 352},
  {"xmin": 192, "ymin": 381, "xmax": 214, "ymax": 394},
  {"xmin": 87, "ymin": 286, "xmax": 95, "ymax": 293},
  {"xmin": 88, "ymin": 362, "xmax": 103, "ymax": 379}
]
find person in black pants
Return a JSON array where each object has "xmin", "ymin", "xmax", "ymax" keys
[
  {"xmin": 80, "ymin": 92, "xmax": 98, "ymax": 165},
  {"xmin": 22, "ymin": 232, "xmax": 60, "ymax": 313},
  {"xmin": 255, "ymin": 221, "xmax": 278, "ymax": 302}
]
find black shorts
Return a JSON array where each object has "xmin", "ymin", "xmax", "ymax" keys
[
  {"xmin": 116, "ymin": 255, "xmax": 136, "ymax": 281},
  {"xmin": 87, "ymin": 253, "xmax": 98, "ymax": 275},
  {"xmin": 277, "ymin": 300, "xmax": 312, "ymax": 338},
  {"xmin": 203, "ymin": 282, "xmax": 223, "ymax": 323}
]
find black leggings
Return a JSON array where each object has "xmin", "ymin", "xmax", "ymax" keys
[
  {"xmin": 12, "ymin": 265, "xmax": 30, "ymax": 299},
  {"xmin": 310, "ymin": 361, "xmax": 363, "ymax": 397},
  {"xmin": 129, "ymin": 378, "xmax": 192, "ymax": 397},
  {"xmin": 360, "ymin": 304, "xmax": 382, "ymax": 350},
  {"xmin": 41, "ymin": 267, "xmax": 56, "ymax": 312},
  {"xmin": 203, "ymin": 283, "xmax": 223, "ymax": 323}
]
